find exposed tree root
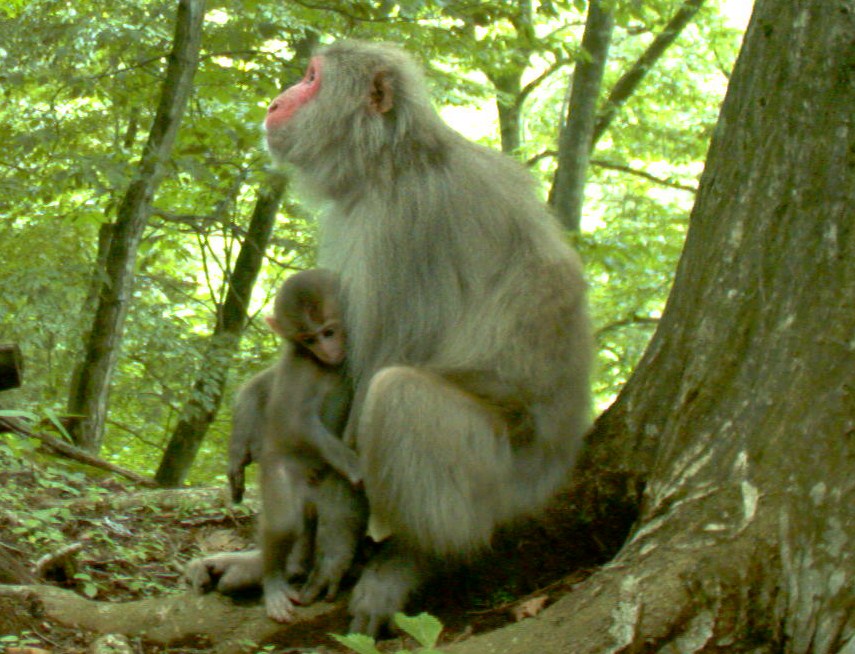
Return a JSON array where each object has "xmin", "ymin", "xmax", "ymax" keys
[
  {"xmin": 0, "ymin": 584, "xmax": 344, "ymax": 654},
  {"xmin": 446, "ymin": 521, "xmax": 777, "ymax": 654}
]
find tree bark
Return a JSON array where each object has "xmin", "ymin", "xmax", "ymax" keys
[
  {"xmin": 0, "ymin": 584, "xmax": 339, "ymax": 652},
  {"xmin": 154, "ymin": 172, "xmax": 288, "ymax": 488},
  {"xmin": 67, "ymin": 0, "xmax": 206, "ymax": 452},
  {"xmin": 450, "ymin": 0, "xmax": 855, "ymax": 651},
  {"xmin": 491, "ymin": 70, "xmax": 525, "ymax": 154},
  {"xmin": 548, "ymin": 0, "xmax": 614, "ymax": 231},
  {"xmin": 67, "ymin": 223, "xmax": 113, "ymax": 412}
]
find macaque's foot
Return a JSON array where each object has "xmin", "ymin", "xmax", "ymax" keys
[
  {"xmin": 264, "ymin": 575, "xmax": 301, "ymax": 623},
  {"xmin": 299, "ymin": 565, "xmax": 345, "ymax": 605},
  {"xmin": 185, "ymin": 558, "xmax": 216, "ymax": 594},
  {"xmin": 184, "ymin": 550, "xmax": 261, "ymax": 595},
  {"xmin": 347, "ymin": 541, "xmax": 425, "ymax": 637},
  {"xmin": 285, "ymin": 559, "xmax": 308, "ymax": 582},
  {"xmin": 284, "ymin": 536, "xmax": 311, "ymax": 581},
  {"xmin": 347, "ymin": 565, "xmax": 410, "ymax": 637},
  {"xmin": 184, "ymin": 550, "xmax": 263, "ymax": 595}
]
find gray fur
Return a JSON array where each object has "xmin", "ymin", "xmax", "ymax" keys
[{"xmin": 266, "ymin": 41, "xmax": 592, "ymax": 636}]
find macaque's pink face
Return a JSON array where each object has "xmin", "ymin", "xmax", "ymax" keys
[{"xmin": 265, "ymin": 57, "xmax": 322, "ymax": 132}]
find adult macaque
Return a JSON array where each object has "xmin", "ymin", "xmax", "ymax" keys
[
  {"xmin": 264, "ymin": 42, "xmax": 592, "ymax": 636},
  {"xmin": 259, "ymin": 268, "xmax": 364, "ymax": 622}
]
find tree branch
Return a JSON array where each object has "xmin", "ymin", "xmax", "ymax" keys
[
  {"xmin": 590, "ymin": 159, "xmax": 697, "ymax": 193},
  {"xmin": 592, "ymin": 0, "xmax": 707, "ymax": 146},
  {"xmin": 0, "ymin": 416, "xmax": 157, "ymax": 487}
]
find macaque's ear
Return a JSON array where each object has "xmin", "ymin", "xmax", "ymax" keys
[
  {"xmin": 265, "ymin": 315, "xmax": 285, "ymax": 337},
  {"xmin": 369, "ymin": 71, "xmax": 394, "ymax": 114}
]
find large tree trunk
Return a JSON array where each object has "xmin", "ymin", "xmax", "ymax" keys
[
  {"xmin": 154, "ymin": 172, "xmax": 287, "ymax": 488},
  {"xmin": 67, "ymin": 0, "xmax": 206, "ymax": 452},
  {"xmin": 451, "ymin": 0, "xmax": 854, "ymax": 651}
]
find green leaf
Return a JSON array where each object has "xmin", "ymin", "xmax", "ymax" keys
[
  {"xmin": 0, "ymin": 409, "xmax": 39, "ymax": 421},
  {"xmin": 330, "ymin": 633, "xmax": 383, "ymax": 654},
  {"xmin": 44, "ymin": 407, "xmax": 74, "ymax": 442},
  {"xmin": 394, "ymin": 612, "xmax": 443, "ymax": 648}
]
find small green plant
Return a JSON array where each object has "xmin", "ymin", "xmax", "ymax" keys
[
  {"xmin": 333, "ymin": 612, "xmax": 444, "ymax": 654},
  {"xmin": 0, "ymin": 631, "xmax": 42, "ymax": 649},
  {"xmin": 0, "ymin": 407, "xmax": 74, "ymax": 442}
]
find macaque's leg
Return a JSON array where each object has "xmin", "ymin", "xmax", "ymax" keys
[
  {"xmin": 284, "ymin": 529, "xmax": 313, "ymax": 581},
  {"xmin": 185, "ymin": 550, "xmax": 262, "ymax": 594},
  {"xmin": 228, "ymin": 369, "xmax": 271, "ymax": 503},
  {"xmin": 261, "ymin": 457, "xmax": 307, "ymax": 622},
  {"xmin": 227, "ymin": 460, "xmax": 248, "ymax": 505},
  {"xmin": 299, "ymin": 474, "xmax": 368, "ymax": 604},
  {"xmin": 346, "ymin": 366, "xmax": 516, "ymax": 636},
  {"xmin": 357, "ymin": 366, "xmax": 514, "ymax": 556},
  {"xmin": 348, "ymin": 539, "xmax": 429, "ymax": 637}
]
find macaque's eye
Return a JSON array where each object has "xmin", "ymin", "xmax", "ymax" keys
[
  {"xmin": 322, "ymin": 328, "xmax": 337, "ymax": 339},
  {"xmin": 301, "ymin": 336, "xmax": 317, "ymax": 347}
]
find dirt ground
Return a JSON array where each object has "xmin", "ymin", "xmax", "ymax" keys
[{"xmin": 0, "ymin": 443, "xmax": 633, "ymax": 653}]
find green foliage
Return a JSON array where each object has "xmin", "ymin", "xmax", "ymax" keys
[
  {"xmin": 395, "ymin": 612, "xmax": 444, "ymax": 650},
  {"xmin": 333, "ymin": 612, "xmax": 444, "ymax": 654},
  {"xmin": 74, "ymin": 571, "xmax": 100, "ymax": 598},
  {"xmin": 0, "ymin": 0, "xmax": 745, "ymax": 479},
  {"xmin": 0, "ymin": 432, "xmax": 102, "ymax": 549},
  {"xmin": 0, "ymin": 632, "xmax": 42, "ymax": 649},
  {"xmin": 0, "ymin": 437, "xmax": 257, "ymax": 604}
]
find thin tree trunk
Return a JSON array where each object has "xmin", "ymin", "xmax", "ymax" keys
[
  {"xmin": 549, "ymin": 0, "xmax": 707, "ymax": 229},
  {"xmin": 450, "ymin": 0, "xmax": 854, "ymax": 651},
  {"xmin": 548, "ymin": 0, "xmax": 614, "ymax": 231},
  {"xmin": 493, "ymin": 72, "xmax": 524, "ymax": 154},
  {"xmin": 67, "ymin": 222, "xmax": 113, "ymax": 414},
  {"xmin": 491, "ymin": 0, "xmax": 534, "ymax": 155},
  {"xmin": 66, "ymin": 0, "xmax": 206, "ymax": 452},
  {"xmin": 154, "ymin": 172, "xmax": 288, "ymax": 488}
]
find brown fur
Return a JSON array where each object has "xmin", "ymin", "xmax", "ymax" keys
[{"xmin": 218, "ymin": 270, "xmax": 366, "ymax": 622}]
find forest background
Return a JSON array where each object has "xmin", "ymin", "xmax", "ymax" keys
[
  {"xmin": 4, "ymin": 1, "xmax": 855, "ymax": 652},
  {"xmin": 0, "ymin": 0, "xmax": 748, "ymax": 486}
]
